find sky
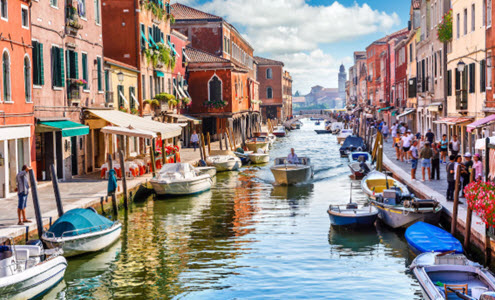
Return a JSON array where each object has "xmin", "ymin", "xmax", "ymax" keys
[{"xmin": 172, "ymin": 0, "xmax": 411, "ymax": 95}]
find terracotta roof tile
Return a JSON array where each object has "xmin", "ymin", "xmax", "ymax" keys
[
  {"xmin": 254, "ymin": 56, "xmax": 284, "ymax": 66},
  {"xmin": 171, "ymin": 3, "xmax": 222, "ymax": 21},
  {"xmin": 185, "ymin": 47, "xmax": 229, "ymax": 63}
]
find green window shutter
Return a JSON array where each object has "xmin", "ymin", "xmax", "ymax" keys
[
  {"xmin": 129, "ymin": 86, "xmax": 135, "ymax": 110},
  {"xmin": 97, "ymin": 57, "xmax": 102, "ymax": 91},
  {"xmin": 118, "ymin": 85, "xmax": 124, "ymax": 108},
  {"xmin": 32, "ymin": 41, "xmax": 39, "ymax": 85},
  {"xmin": 82, "ymin": 53, "xmax": 88, "ymax": 89},
  {"xmin": 59, "ymin": 47, "xmax": 65, "ymax": 87},
  {"xmin": 74, "ymin": 52, "xmax": 79, "ymax": 79},
  {"xmin": 39, "ymin": 43, "xmax": 44, "ymax": 85}
]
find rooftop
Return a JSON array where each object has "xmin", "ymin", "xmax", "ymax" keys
[
  {"xmin": 171, "ymin": 3, "xmax": 222, "ymax": 21},
  {"xmin": 254, "ymin": 56, "xmax": 284, "ymax": 66},
  {"xmin": 184, "ymin": 47, "xmax": 230, "ymax": 63}
]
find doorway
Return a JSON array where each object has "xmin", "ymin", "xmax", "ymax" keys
[{"xmin": 71, "ymin": 136, "xmax": 78, "ymax": 176}]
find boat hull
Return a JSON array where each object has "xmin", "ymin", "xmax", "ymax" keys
[
  {"xmin": 327, "ymin": 209, "xmax": 378, "ymax": 227},
  {"xmin": 314, "ymin": 130, "xmax": 332, "ymax": 134},
  {"xmin": 370, "ymin": 201, "xmax": 442, "ymax": 229},
  {"xmin": 0, "ymin": 256, "xmax": 67, "ymax": 300},
  {"xmin": 248, "ymin": 154, "xmax": 270, "ymax": 164},
  {"xmin": 245, "ymin": 142, "xmax": 269, "ymax": 152},
  {"xmin": 195, "ymin": 166, "xmax": 217, "ymax": 178},
  {"xmin": 212, "ymin": 160, "xmax": 241, "ymax": 172},
  {"xmin": 270, "ymin": 166, "xmax": 313, "ymax": 185},
  {"xmin": 150, "ymin": 177, "xmax": 212, "ymax": 196},
  {"xmin": 273, "ymin": 131, "xmax": 286, "ymax": 137},
  {"xmin": 44, "ymin": 224, "xmax": 122, "ymax": 257}
]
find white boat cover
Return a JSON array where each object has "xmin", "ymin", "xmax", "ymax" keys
[{"xmin": 156, "ymin": 163, "xmax": 199, "ymax": 182}]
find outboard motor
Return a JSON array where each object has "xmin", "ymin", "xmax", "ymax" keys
[
  {"xmin": 346, "ymin": 202, "xmax": 358, "ymax": 209},
  {"xmin": 383, "ymin": 189, "xmax": 399, "ymax": 205}
]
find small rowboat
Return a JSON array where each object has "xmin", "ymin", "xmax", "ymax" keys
[
  {"xmin": 405, "ymin": 221, "xmax": 463, "ymax": 255},
  {"xmin": 314, "ymin": 129, "xmax": 332, "ymax": 134},
  {"xmin": 411, "ymin": 252, "xmax": 495, "ymax": 300},
  {"xmin": 327, "ymin": 204, "xmax": 378, "ymax": 228}
]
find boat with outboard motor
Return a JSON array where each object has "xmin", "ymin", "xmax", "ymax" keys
[
  {"xmin": 0, "ymin": 237, "xmax": 67, "ymax": 300},
  {"xmin": 339, "ymin": 136, "xmax": 366, "ymax": 157},
  {"xmin": 270, "ymin": 157, "xmax": 314, "ymax": 185},
  {"xmin": 411, "ymin": 251, "xmax": 495, "ymax": 300},
  {"xmin": 42, "ymin": 208, "xmax": 122, "ymax": 257},
  {"xmin": 206, "ymin": 150, "xmax": 242, "ymax": 172},
  {"xmin": 361, "ymin": 171, "xmax": 442, "ymax": 228},
  {"xmin": 150, "ymin": 163, "xmax": 213, "ymax": 195},
  {"xmin": 245, "ymin": 137, "xmax": 269, "ymax": 152}
]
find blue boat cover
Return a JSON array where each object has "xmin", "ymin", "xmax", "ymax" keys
[
  {"xmin": 48, "ymin": 208, "xmax": 113, "ymax": 238},
  {"xmin": 340, "ymin": 136, "xmax": 364, "ymax": 150},
  {"xmin": 405, "ymin": 222, "xmax": 463, "ymax": 254},
  {"xmin": 350, "ymin": 152, "xmax": 370, "ymax": 162}
]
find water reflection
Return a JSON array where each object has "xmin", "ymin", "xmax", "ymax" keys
[{"xmin": 328, "ymin": 227, "xmax": 380, "ymax": 256}]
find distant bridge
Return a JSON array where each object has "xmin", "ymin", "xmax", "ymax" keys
[{"xmin": 284, "ymin": 114, "xmax": 335, "ymax": 128}]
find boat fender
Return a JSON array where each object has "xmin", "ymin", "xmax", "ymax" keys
[
  {"xmin": 357, "ymin": 147, "xmax": 363, "ymax": 151},
  {"xmin": 198, "ymin": 160, "xmax": 207, "ymax": 167},
  {"xmin": 86, "ymin": 207, "xmax": 98, "ymax": 214}
]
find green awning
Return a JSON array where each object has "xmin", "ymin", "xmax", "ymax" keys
[
  {"xmin": 391, "ymin": 110, "xmax": 399, "ymax": 116},
  {"xmin": 39, "ymin": 120, "xmax": 89, "ymax": 137},
  {"xmin": 155, "ymin": 71, "xmax": 165, "ymax": 77},
  {"xmin": 378, "ymin": 106, "xmax": 393, "ymax": 113}
]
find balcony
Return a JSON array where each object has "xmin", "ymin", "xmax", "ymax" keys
[
  {"xmin": 105, "ymin": 91, "xmax": 114, "ymax": 104},
  {"xmin": 456, "ymin": 90, "xmax": 468, "ymax": 110},
  {"xmin": 67, "ymin": 82, "xmax": 81, "ymax": 105},
  {"xmin": 65, "ymin": 5, "xmax": 83, "ymax": 35}
]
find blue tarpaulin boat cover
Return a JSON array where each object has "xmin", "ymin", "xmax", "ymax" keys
[
  {"xmin": 405, "ymin": 222, "xmax": 463, "ymax": 254},
  {"xmin": 48, "ymin": 208, "xmax": 113, "ymax": 237},
  {"xmin": 340, "ymin": 136, "xmax": 364, "ymax": 149}
]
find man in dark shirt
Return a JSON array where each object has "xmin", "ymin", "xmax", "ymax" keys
[
  {"xmin": 425, "ymin": 129, "xmax": 434, "ymax": 144},
  {"xmin": 462, "ymin": 153, "xmax": 473, "ymax": 196},
  {"xmin": 446, "ymin": 155, "xmax": 456, "ymax": 201}
]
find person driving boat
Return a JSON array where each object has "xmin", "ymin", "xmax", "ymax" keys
[{"xmin": 287, "ymin": 148, "xmax": 300, "ymax": 164}]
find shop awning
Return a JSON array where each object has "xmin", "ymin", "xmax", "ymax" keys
[
  {"xmin": 38, "ymin": 120, "xmax": 89, "ymax": 137},
  {"xmin": 378, "ymin": 106, "xmax": 393, "ymax": 113},
  {"xmin": 428, "ymin": 102, "xmax": 443, "ymax": 112},
  {"xmin": 87, "ymin": 109, "xmax": 182, "ymax": 139},
  {"xmin": 155, "ymin": 71, "xmax": 165, "ymax": 77},
  {"xmin": 101, "ymin": 126, "xmax": 157, "ymax": 139},
  {"xmin": 391, "ymin": 110, "xmax": 399, "ymax": 116},
  {"xmin": 177, "ymin": 85, "xmax": 188, "ymax": 99},
  {"xmin": 397, "ymin": 109, "xmax": 416, "ymax": 118},
  {"xmin": 467, "ymin": 114, "xmax": 495, "ymax": 132},
  {"xmin": 433, "ymin": 116, "xmax": 473, "ymax": 125}
]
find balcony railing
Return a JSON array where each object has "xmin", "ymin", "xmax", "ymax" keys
[
  {"xmin": 66, "ymin": 4, "xmax": 83, "ymax": 35},
  {"xmin": 67, "ymin": 82, "xmax": 81, "ymax": 103},
  {"xmin": 105, "ymin": 91, "xmax": 114, "ymax": 104},
  {"xmin": 456, "ymin": 90, "xmax": 468, "ymax": 110}
]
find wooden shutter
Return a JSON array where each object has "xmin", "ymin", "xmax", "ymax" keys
[
  {"xmin": 97, "ymin": 57, "xmax": 102, "ymax": 91},
  {"xmin": 59, "ymin": 48, "xmax": 65, "ymax": 87},
  {"xmin": 469, "ymin": 63, "xmax": 475, "ymax": 93},
  {"xmin": 82, "ymin": 53, "xmax": 88, "ymax": 89},
  {"xmin": 481, "ymin": 60, "xmax": 486, "ymax": 92},
  {"xmin": 129, "ymin": 86, "xmax": 135, "ymax": 109},
  {"xmin": 39, "ymin": 43, "xmax": 44, "ymax": 85},
  {"xmin": 447, "ymin": 70, "xmax": 452, "ymax": 96},
  {"xmin": 455, "ymin": 68, "xmax": 460, "ymax": 90}
]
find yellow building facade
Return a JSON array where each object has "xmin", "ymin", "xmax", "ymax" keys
[{"xmin": 104, "ymin": 58, "xmax": 140, "ymax": 113}]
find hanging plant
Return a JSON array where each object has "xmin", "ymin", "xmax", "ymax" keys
[
  {"xmin": 203, "ymin": 99, "xmax": 227, "ymax": 108},
  {"xmin": 131, "ymin": 108, "xmax": 139, "ymax": 115},
  {"xmin": 154, "ymin": 93, "xmax": 175, "ymax": 102},
  {"xmin": 464, "ymin": 181, "xmax": 495, "ymax": 227},
  {"xmin": 437, "ymin": 9, "xmax": 452, "ymax": 43},
  {"xmin": 182, "ymin": 97, "xmax": 191, "ymax": 105}
]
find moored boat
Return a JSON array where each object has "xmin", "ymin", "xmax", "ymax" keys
[
  {"xmin": 206, "ymin": 150, "xmax": 242, "ymax": 172},
  {"xmin": 339, "ymin": 136, "xmax": 366, "ymax": 157},
  {"xmin": 245, "ymin": 137, "xmax": 269, "ymax": 152},
  {"xmin": 273, "ymin": 126, "xmax": 286, "ymax": 137},
  {"xmin": 195, "ymin": 166, "xmax": 217, "ymax": 178},
  {"xmin": 314, "ymin": 129, "xmax": 332, "ymax": 134},
  {"xmin": 248, "ymin": 152, "xmax": 270, "ymax": 164},
  {"xmin": 327, "ymin": 204, "xmax": 378, "ymax": 228},
  {"xmin": 0, "ymin": 237, "xmax": 67, "ymax": 300},
  {"xmin": 270, "ymin": 157, "xmax": 314, "ymax": 185},
  {"xmin": 336, "ymin": 129, "xmax": 354, "ymax": 144},
  {"xmin": 331, "ymin": 122, "xmax": 343, "ymax": 134},
  {"xmin": 405, "ymin": 221, "xmax": 463, "ymax": 255},
  {"xmin": 348, "ymin": 151, "xmax": 372, "ymax": 162},
  {"xmin": 42, "ymin": 208, "xmax": 122, "ymax": 257},
  {"xmin": 411, "ymin": 252, "xmax": 495, "ymax": 299},
  {"xmin": 348, "ymin": 161, "xmax": 374, "ymax": 180},
  {"xmin": 361, "ymin": 171, "xmax": 442, "ymax": 228},
  {"xmin": 150, "ymin": 163, "xmax": 212, "ymax": 195}
]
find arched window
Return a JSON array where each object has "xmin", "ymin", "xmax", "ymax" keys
[
  {"xmin": 266, "ymin": 87, "xmax": 273, "ymax": 99},
  {"xmin": 266, "ymin": 68, "xmax": 272, "ymax": 79},
  {"xmin": 24, "ymin": 55, "xmax": 31, "ymax": 102},
  {"xmin": 2, "ymin": 50, "xmax": 11, "ymax": 102},
  {"xmin": 208, "ymin": 75, "xmax": 222, "ymax": 102}
]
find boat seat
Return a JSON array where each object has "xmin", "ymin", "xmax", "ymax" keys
[
  {"xmin": 14, "ymin": 248, "xmax": 29, "ymax": 261},
  {"xmin": 444, "ymin": 284, "xmax": 469, "ymax": 299},
  {"xmin": 13, "ymin": 245, "xmax": 42, "ymax": 257}
]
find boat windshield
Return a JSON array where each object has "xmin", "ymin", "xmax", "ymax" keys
[{"xmin": 0, "ymin": 237, "xmax": 12, "ymax": 260}]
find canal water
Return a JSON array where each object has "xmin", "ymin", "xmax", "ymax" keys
[{"xmin": 44, "ymin": 119, "xmax": 423, "ymax": 299}]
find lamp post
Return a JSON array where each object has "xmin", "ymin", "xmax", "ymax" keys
[{"xmin": 117, "ymin": 71, "xmax": 124, "ymax": 84}]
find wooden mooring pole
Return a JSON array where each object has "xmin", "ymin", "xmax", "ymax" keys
[
  {"xmin": 50, "ymin": 164, "xmax": 64, "ymax": 217},
  {"xmin": 207, "ymin": 132, "xmax": 211, "ymax": 155},
  {"xmin": 451, "ymin": 164, "xmax": 461, "ymax": 235},
  {"xmin": 28, "ymin": 169, "xmax": 44, "ymax": 238},
  {"xmin": 464, "ymin": 170, "xmax": 475, "ymax": 249},
  {"xmin": 119, "ymin": 150, "xmax": 128, "ymax": 210}
]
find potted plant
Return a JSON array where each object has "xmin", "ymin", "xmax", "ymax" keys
[{"xmin": 437, "ymin": 9, "xmax": 452, "ymax": 43}]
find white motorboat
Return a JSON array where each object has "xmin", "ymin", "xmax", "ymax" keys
[
  {"xmin": 331, "ymin": 122, "xmax": 344, "ymax": 134},
  {"xmin": 42, "ymin": 208, "xmax": 122, "ymax": 257},
  {"xmin": 206, "ymin": 150, "xmax": 242, "ymax": 172},
  {"xmin": 150, "ymin": 163, "xmax": 212, "ymax": 195},
  {"xmin": 411, "ymin": 252, "xmax": 495, "ymax": 300},
  {"xmin": 248, "ymin": 152, "xmax": 270, "ymax": 164},
  {"xmin": 195, "ymin": 166, "xmax": 217, "ymax": 178},
  {"xmin": 273, "ymin": 126, "xmax": 286, "ymax": 137},
  {"xmin": 245, "ymin": 137, "xmax": 269, "ymax": 152},
  {"xmin": 254, "ymin": 132, "xmax": 276, "ymax": 146},
  {"xmin": 0, "ymin": 237, "xmax": 67, "ymax": 299},
  {"xmin": 337, "ymin": 129, "xmax": 354, "ymax": 144},
  {"xmin": 270, "ymin": 157, "xmax": 314, "ymax": 185}
]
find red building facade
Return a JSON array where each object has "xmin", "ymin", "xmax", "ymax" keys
[
  {"xmin": 255, "ymin": 57, "xmax": 285, "ymax": 121},
  {"xmin": 394, "ymin": 39, "xmax": 408, "ymax": 109},
  {"xmin": 0, "ymin": 0, "xmax": 34, "ymax": 198}
]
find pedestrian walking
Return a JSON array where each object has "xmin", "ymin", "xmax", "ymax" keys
[
  {"xmin": 400, "ymin": 123, "xmax": 407, "ymax": 134},
  {"xmin": 16, "ymin": 165, "xmax": 32, "ymax": 225},
  {"xmin": 461, "ymin": 152, "xmax": 473, "ymax": 196},
  {"xmin": 450, "ymin": 135, "xmax": 460, "ymax": 157},
  {"xmin": 401, "ymin": 130, "xmax": 413, "ymax": 162},
  {"xmin": 431, "ymin": 143, "xmax": 441, "ymax": 180},
  {"xmin": 440, "ymin": 134, "xmax": 448, "ymax": 163},
  {"xmin": 473, "ymin": 153, "xmax": 483, "ymax": 181},
  {"xmin": 409, "ymin": 140, "xmax": 419, "ymax": 180},
  {"xmin": 190, "ymin": 130, "xmax": 199, "ymax": 151},
  {"xmin": 419, "ymin": 142, "xmax": 433, "ymax": 181},
  {"xmin": 425, "ymin": 129, "xmax": 434, "ymax": 144},
  {"xmin": 446, "ymin": 155, "xmax": 456, "ymax": 201},
  {"xmin": 391, "ymin": 122, "xmax": 398, "ymax": 139},
  {"xmin": 394, "ymin": 133, "xmax": 402, "ymax": 160},
  {"xmin": 382, "ymin": 122, "xmax": 389, "ymax": 142},
  {"xmin": 455, "ymin": 155, "xmax": 466, "ymax": 200}
]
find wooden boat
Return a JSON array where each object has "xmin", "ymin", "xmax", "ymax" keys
[
  {"xmin": 195, "ymin": 166, "xmax": 217, "ymax": 178},
  {"xmin": 0, "ymin": 237, "xmax": 67, "ymax": 300},
  {"xmin": 337, "ymin": 129, "xmax": 354, "ymax": 144},
  {"xmin": 206, "ymin": 150, "xmax": 242, "ymax": 172},
  {"xmin": 150, "ymin": 163, "xmax": 212, "ymax": 195},
  {"xmin": 327, "ymin": 203, "xmax": 378, "ymax": 228},
  {"xmin": 405, "ymin": 222, "xmax": 463, "ymax": 255},
  {"xmin": 339, "ymin": 136, "xmax": 366, "ymax": 157},
  {"xmin": 348, "ymin": 161, "xmax": 374, "ymax": 179},
  {"xmin": 314, "ymin": 129, "xmax": 332, "ymax": 134},
  {"xmin": 411, "ymin": 252, "xmax": 495, "ymax": 299},
  {"xmin": 245, "ymin": 137, "xmax": 269, "ymax": 152},
  {"xmin": 361, "ymin": 171, "xmax": 442, "ymax": 228},
  {"xmin": 272, "ymin": 126, "xmax": 286, "ymax": 137},
  {"xmin": 43, "ymin": 208, "xmax": 122, "ymax": 257},
  {"xmin": 270, "ymin": 157, "xmax": 314, "ymax": 185}
]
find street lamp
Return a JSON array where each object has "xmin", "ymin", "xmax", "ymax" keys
[
  {"xmin": 117, "ymin": 71, "xmax": 124, "ymax": 83},
  {"xmin": 457, "ymin": 60, "xmax": 466, "ymax": 72}
]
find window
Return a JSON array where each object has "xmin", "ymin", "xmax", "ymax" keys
[
  {"xmin": 51, "ymin": 46, "xmax": 64, "ymax": 88},
  {"xmin": 142, "ymin": 74, "xmax": 145, "ymax": 100},
  {"xmin": 65, "ymin": 50, "xmax": 78, "ymax": 79},
  {"xmin": 79, "ymin": 0, "xmax": 86, "ymax": 18},
  {"xmin": 2, "ymin": 50, "xmax": 11, "ymax": 102},
  {"xmin": 104, "ymin": 69, "xmax": 110, "ymax": 103},
  {"xmin": 472, "ymin": 4, "xmax": 475, "ymax": 32},
  {"xmin": 434, "ymin": 53, "xmax": 437, "ymax": 77},
  {"xmin": 0, "ymin": 0, "xmax": 7, "ymax": 20},
  {"xmin": 140, "ymin": 24, "xmax": 146, "ymax": 50},
  {"xmin": 455, "ymin": 68, "xmax": 461, "ymax": 90},
  {"xmin": 117, "ymin": 85, "xmax": 124, "ymax": 108},
  {"xmin": 149, "ymin": 75, "xmax": 153, "ymax": 99},
  {"xmin": 481, "ymin": 59, "xmax": 486, "ymax": 92},
  {"xmin": 129, "ymin": 86, "xmax": 135, "ymax": 110},
  {"xmin": 439, "ymin": 50, "xmax": 442, "ymax": 76},
  {"xmin": 447, "ymin": 70, "xmax": 452, "ymax": 96},
  {"xmin": 469, "ymin": 63, "xmax": 475, "ymax": 93},
  {"xmin": 50, "ymin": 0, "xmax": 57, "ymax": 7},
  {"xmin": 24, "ymin": 56, "xmax": 31, "ymax": 102},
  {"xmin": 457, "ymin": 13, "xmax": 460, "ymax": 38},
  {"xmin": 32, "ymin": 41, "xmax": 44, "ymax": 86},
  {"xmin": 96, "ymin": 57, "xmax": 102, "ymax": 91},
  {"xmin": 464, "ymin": 8, "xmax": 467, "ymax": 35},
  {"xmin": 168, "ymin": 78, "xmax": 171, "ymax": 94},
  {"xmin": 94, "ymin": 0, "xmax": 100, "ymax": 24},
  {"xmin": 267, "ymin": 87, "xmax": 273, "ymax": 99},
  {"xmin": 484, "ymin": 0, "xmax": 487, "ymax": 26},
  {"xmin": 208, "ymin": 75, "xmax": 222, "ymax": 102},
  {"xmin": 409, "ymin": 43, "xmax": 413, "ymax": 62},
  {"xmin": 266, "ymin": 68, "xmax": 272, "ymax": 79},
  {"xmin": 489, "ymin": 0, "xmax": 493, "ymax": 27},
  {"xmin": 21, "ymin": 6, "xmax": 28, "ymax": 28},
  {"xmin": 81, "ymin": 53, "xmax": 88, "ymax": 90}
]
